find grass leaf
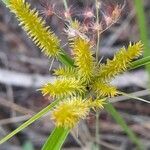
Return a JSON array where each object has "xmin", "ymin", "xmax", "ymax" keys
[
  {"xmin": 105, "ymin": 102, "xmax": 144, "ymax": 150},
  {"xmin": 134, "ymin": 0, "xmax": 150, "ymax": 72},
  {"xmin": 42, "ymin": 127, "xmax": 70, "ymax": 150},
  {"xmin": 119, "ymin": 91, "xmax": 150, "ymax": 104},
  {"xmin": 130, "ymin": 56, "xmax": 150, "ymax": 70}
]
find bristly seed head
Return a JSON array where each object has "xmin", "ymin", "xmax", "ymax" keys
[
  {"xmin": 40, "ymin": 0, "xmax": 55, "ymax": 18},
  {"xmin": 83, "ymin": 7, "xmax": 95, "ymax": 19},
  {"xmin": 64, "ymin": 6, "xmax": 73, "ymax": 19}
]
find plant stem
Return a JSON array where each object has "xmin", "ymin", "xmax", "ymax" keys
[
  {"xmin": 95, "ymin": 0, "xmax": 100, "ymax": 61},
  {"xmin": 95, "ymin": 1, "xmax": 100, "ymax": 149},
  {"xmin": 95, "ymin": 111, "xmax": 100, "ymax": 150},
  {"xmin": 63, "ymin": 0, "xmax": 68, "ymax": 10}
]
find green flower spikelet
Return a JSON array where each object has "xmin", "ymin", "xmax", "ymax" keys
[
  {"xmin": 71, "ymin": 37, "xmax": 96, "ymax": 82},
  {"xmin": 41, "ymin": 77, "xmax": 86, "ymax": 98},
  {"xmin": 98, "ymin": 41, "xmax": 143, "ymax": 81},
  {"xmin": 8, "ymin": 0, "xmax": 60, "ymax": 57}
]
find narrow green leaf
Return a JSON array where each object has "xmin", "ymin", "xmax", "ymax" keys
[
  {"xmin": 58, "ymin": 50, "xmax": 74, "ymax": 67},
  {"xmin": 134, "ymin": 0, "xmax": 149, "ymax": 55},
  {"xmin": 42, "ymin": 127, "xmax": 70, "ymax": 150},
  {"xmin": 134, "ymin": 0, "xmax": 150, "ymax": 72},
  {"xmin": 130, "ymin": 56, "xmax": 150, "ymax": 70},
  {"xmin": 105, "ymin": 102, "xmax": 144, "ymax": 150},
  {"xmin": 119, "ymin": 91, "xmax": 150, "ymax": 104},
  {"xmin": 0, "ymin": 98, "xmax": 61, "ymax": 145},
  {"xmin": 1, "ymin": 0, "xmax": 10, "ymax": 5}
]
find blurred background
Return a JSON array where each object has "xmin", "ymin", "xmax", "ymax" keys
[{"xmin": 0, "ymin": 0, "xmax": 150, "ymax": 149}]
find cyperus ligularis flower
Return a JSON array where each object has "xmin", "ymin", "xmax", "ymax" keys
[
  {"xmin": 4, "ymin": 0, "xmax": 144, "ymax": 129},
  {"xmin": 42, "ymin": 37, "xmax": 143, "ymax": 128}
]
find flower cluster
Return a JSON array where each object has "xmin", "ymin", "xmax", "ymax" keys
[
  {"xmin": 39, "ymin": 0, "xmax": 124, "ymax": 43},
  {"xmin": 6, "ymin": 0, "xmax": 143, "ymax": 129}
]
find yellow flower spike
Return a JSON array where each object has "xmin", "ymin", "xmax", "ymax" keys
[
  {"xmin": 71, "ymin": 37, "xmax": 95, "ymax": 82},
  {"xmin": 92, "ymin": 81, "xmax": 118, "ymax": 97},
  {"xmin": 51, "ymin": 98, "xmax": 89, "ymax": 128},
  {"xmin": 41, "ymin": 78, "xmax": 86, "ymax": 98},
  {"xmin": 54, "ymin": 66, "xmax": 77, "ymax": 78},
  {"xmin": 98, "ymin": 41, "xmax": 143, "ymax": 81},
  {"xmin": 8, "ymin": 0, "xmax": 60, "ymax": 57},
  {"xmin": 51, "ymin": 97, "xmax": 105, "ymax": 128},
  {"xmin": 70, "ymin": 19, "xmax": 81, "ymax": 30},
  {"xmin": 88, "ymin": 98, "xmax": 106, "ymax": 111}
]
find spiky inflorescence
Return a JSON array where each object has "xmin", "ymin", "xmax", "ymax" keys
[
  {"xmin": 71, "ymin": 37, "xmax": 95, "ymax": 82},
  {"xmin": 41, "ymin": 78, "xmax": 86, "ymax": 98},
  {"xmin": 92, "ymin": 81, "xmax": 118, "ymax": 97},
  {"xmin": 51, "ymin": 97, "xmax": 105, "ymax": 128},
  {"xmin": 54, "ymin": 66, "xmax": 77, "ymax": 78},
  {"xmin": 8, "ymin": 0, "xmax": 60, "ymax": 57},
  {"xmin": 98, "ymin": 42, "xmax": 143, "ymax": 81},
  {"xmin": 70, "ymin": 19, "xmax": 81, "ymax": 30},
  {"xmin": 87, "ymin": 98, "xmax": 106, "ymax": 110}
]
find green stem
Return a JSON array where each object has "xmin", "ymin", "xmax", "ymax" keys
[
  {"xmin": 62, "ymin": 0, "xmax": 72, "ymax": 23},
  {"xmin": 63, "ymin": 0, "xmax": 68, "ymax": 10},
  {"xmin": 95, "ymin": 111, "xmax": 100, "ymax": 150},
  {"xmin": 95, "ymin": 1, "xmax": 100, "ymax": 149},
  {"xmin": 95, "ymin": 0, "xmax": 100, "ymax": 61}
]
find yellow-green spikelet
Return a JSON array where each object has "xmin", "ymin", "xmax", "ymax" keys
[
  {"xmin": 41, "ymin": 78, "xmax": 86, "ymax": 98},
  {"xmin": 98, "ymin": 42, "xmax": 143, "ymax": 81},
  {"xmin": 54, "ymin": 66, "xmax": 77, "ymax": 78},
  {"xmin": 92, "ymin": 81, "xmax": 118, "ymax": 97},
  {"xmin": 72, "ymin": 37, "xmax": 95, "ymax": 82},
  {"xmin": 51, "ymin": 97, "xmax": 106, "ymax": 128},
  {"xmin": 8, "ymin": 0, "xmax": 60, "ymax": 57}
]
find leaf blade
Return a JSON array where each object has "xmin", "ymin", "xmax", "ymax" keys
[
  {"xmin": 105, "ymin": 102, "xmax": 144, "ymax": 150},
  {"xmin": 42, "ymin": 127, "xmax": 70, "ymax": 150}
]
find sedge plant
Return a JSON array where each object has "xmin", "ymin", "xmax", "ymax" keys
[{"xmin": 0, "ymin": 0, "xmax": 150, "ymax": 149}]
